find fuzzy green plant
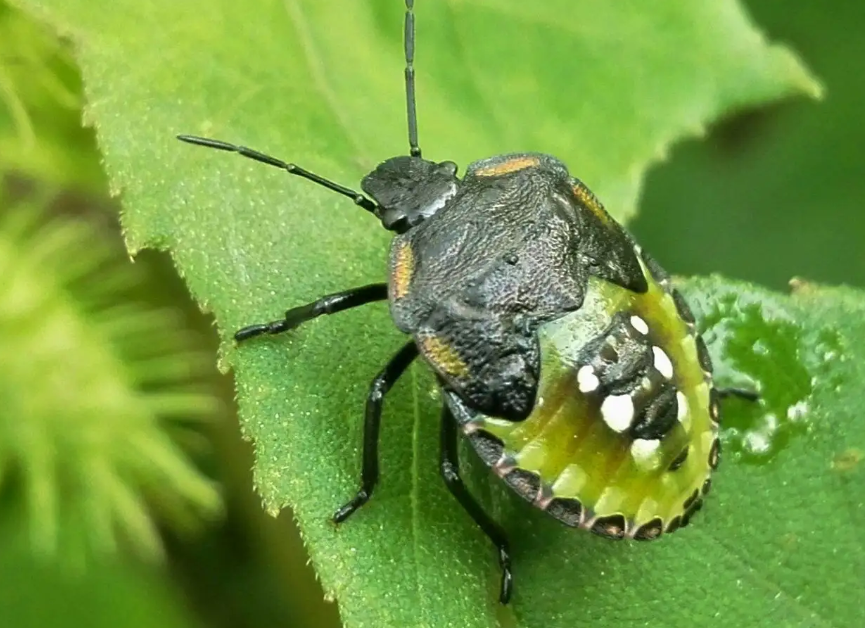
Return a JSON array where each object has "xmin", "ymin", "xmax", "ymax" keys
[
  {"xmin": 0, "ymin": 0, "xmax": 104, "ymax": 192},
  {"xmin": 0, "ymin": 191, "xmax": 221, "ymax": 566}
]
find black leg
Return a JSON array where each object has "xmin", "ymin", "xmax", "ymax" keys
[
  {"xmin": 332, "ymin": 341, "xmax": 419, "ymax": 523},
  {"xmin": 440, "ymin": 404, "xmax": 513, "ymax": 605},
  {"xmin": 717, "ymin": 387, "xmax": 760, "ymax": 402},
  {"xmin": 234, "ymin": 283, "xmax": 388, "ymax": 342}
]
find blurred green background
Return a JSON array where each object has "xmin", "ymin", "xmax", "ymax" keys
[{"xmin": 0, "ymin": 0, "xmax": 861, "ymax": 627}]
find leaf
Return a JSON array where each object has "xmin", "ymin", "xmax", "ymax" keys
[
  {"xmin": 634, "ymin": 2, "xmax": 865, "ymax": 290},
  {"xmin": 5, "ymin": 0, "xmax": 829, "ymax": 626}
]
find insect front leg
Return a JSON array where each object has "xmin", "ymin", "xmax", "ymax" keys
[{"xmin": 234, "ymin": 283, "xmax": 388, "ymax": 341}]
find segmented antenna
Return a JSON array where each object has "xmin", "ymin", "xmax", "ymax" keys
[
  {"xmin": 404, "ymin": 0, "xmax": 421, "ymax": 158},
  {"xmin": 176, "ymin": 135, "xmax": 378, "ymax": 214}
]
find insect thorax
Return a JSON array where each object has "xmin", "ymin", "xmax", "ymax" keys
[{"xmin": 384, "ymin": 152, "xmax": 661, "ymax": 423}]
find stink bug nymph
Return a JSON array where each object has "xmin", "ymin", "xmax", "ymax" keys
[{"xmin": 178, "ymin": 0, "xmax": 756, "ymax": 605}]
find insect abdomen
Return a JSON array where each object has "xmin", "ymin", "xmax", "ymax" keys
[{"xmin": 450, "ymin": 251, "xmax": 720, "ymax": 540}]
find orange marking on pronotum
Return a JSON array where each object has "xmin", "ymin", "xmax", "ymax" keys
[
  {"xmin": 474, "ymin": 156, "xmax": 541, "ymax": 177},
  {"xmin": 572, "ymin": 182, "xmax": 611, "ymax": 226},
  {"xmin": 391, "ymin": 241, "xmax": 414, "ymax": 299}
]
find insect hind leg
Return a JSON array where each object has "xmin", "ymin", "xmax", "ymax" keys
[{"xmin": 440, "ymin": 404, "xmax": 514, "ymax": 604}]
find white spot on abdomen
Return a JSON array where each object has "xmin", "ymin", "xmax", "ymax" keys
[
  {"xmin": 676, "ymin": 391, "xmax": 689, "ymax": 423},
  {"xmin": 630, "ymin": 315, "xmax": 649, "ymax": 335},
  {"xmin": 577, "ymin": 365, "xmax": 600, "ymax": 393},
  {"xmin": 601, "ymin": 394, "xmax": 635, "ymax": 432},
  {"xmin": 652, "ymin": 346, "xmax": 675, "ymax": 379},
  {"xmin": 631, "ymin": 438, "xmax": 662, "ymax": 469}
]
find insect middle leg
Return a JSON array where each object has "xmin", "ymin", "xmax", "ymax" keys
[
  {"xmin": 717, "ymin": 387, "xmax": 760, "ymax": 402},
  {"xmin": 332, "ymin": 340, "xmax": 418, "ymax": 523},
  {"xmin": 440, "ymin": 404, "xmax": 514, "ymax": 604},
  {"xmin": 234, "ymin": 283, "xmax": 388, "ymax": 341}
]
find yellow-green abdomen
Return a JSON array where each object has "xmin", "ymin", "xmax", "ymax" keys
[{"xmin": 447, "ymin": 253, "xmax": 720, "ymax": 540}]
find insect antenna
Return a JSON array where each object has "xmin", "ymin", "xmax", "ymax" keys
[
  {"xmin": 176, "ymin": 134, "xmax": 378, "ymax": 214},
  {"xmin": 404, "ymin": 0, "xmax": 421, "ymax": 158}
]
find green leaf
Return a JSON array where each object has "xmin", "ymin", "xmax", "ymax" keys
[
  {"xmin": 6, "ymin": 0, "xmax": 832, "ymax": 626},
  {"xmin": 634, "ymin": 2, "xmax": 865, "ymax": 290}
]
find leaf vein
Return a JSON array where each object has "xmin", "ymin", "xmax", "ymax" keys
[
  {"xmin": 409, "ymin": 364, "xmax": 426, "ymax": 618},
  {"xmin": 694, "ymin": 529, "xmax": 837, "ymax": 628},
  {"xmin": 282, "ymin": 0, "xmax": 370, "ymax": 164}
]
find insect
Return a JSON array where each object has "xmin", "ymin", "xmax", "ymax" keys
[{"xmin": 178, "ymin": 0, "xmax": 756, "ymax": 605}]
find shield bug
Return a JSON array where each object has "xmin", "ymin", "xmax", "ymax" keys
[{"xmin": 178, "ymin": 0, "xmax": 757, "ymax": 605}]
